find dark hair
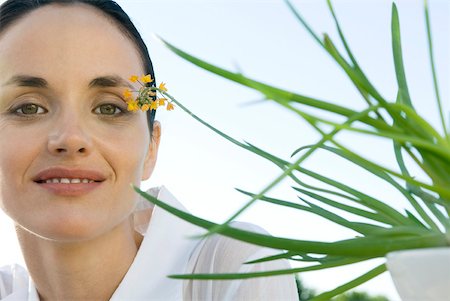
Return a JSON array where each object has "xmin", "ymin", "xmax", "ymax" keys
[{"xmin": 0, "ymin": 0, "xmax": 156, "ymax": 135}]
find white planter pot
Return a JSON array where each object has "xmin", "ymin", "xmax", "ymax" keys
[{"xmin": 386, "ymin": 247, "xmax": 450, "ymax": 301}]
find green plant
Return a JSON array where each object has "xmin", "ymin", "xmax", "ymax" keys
[
  {"xmin": 334, "ymin": 291, "xmax": 389, "ymax": 301},
  {"xmin": 133, "ymin": 0, "xmax": 449, "ymax": 299}
]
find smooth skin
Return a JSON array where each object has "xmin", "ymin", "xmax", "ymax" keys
[{"xmin": 0, "ymin": 3, "xmax": 161, "ymax": 300}]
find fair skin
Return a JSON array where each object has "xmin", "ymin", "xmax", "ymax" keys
[{"xmin": 0, "ymin": 3, "xmax": 161, "ymax": 301}]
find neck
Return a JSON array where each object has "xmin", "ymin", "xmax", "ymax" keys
[{"xmin": 16, "ymin": 217, "xmax": 144, "ymax": 301}]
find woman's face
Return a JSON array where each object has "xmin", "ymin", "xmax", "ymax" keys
[{"xmin": 0, "ymin": 4, "xmax": 160, "ymax": 241}]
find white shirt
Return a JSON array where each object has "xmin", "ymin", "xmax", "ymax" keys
[{"xmin": 0, "ymin": 185, "xmax": 298, "ymax": 300}]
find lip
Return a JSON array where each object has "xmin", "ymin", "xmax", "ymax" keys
[
  {"xmin": 33, "ymin": 167, "xmax": 107, "ymax": 182},
  {"xmin": 35, "ymin": 181, "xmax": 104, "ymax": 197},
  {"xmin": 33, "ymin": 167, "xmax": 107, "ymax": 197}
]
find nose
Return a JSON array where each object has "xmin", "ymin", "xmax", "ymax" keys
[{"xmin": 47, "ymin": 115, "xmax": 93, "ymax": 157}]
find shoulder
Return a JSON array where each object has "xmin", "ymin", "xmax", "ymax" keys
[
  {"xmin": 184, "ymin": 221, "xmax": 299, "ymax": 301},
  {"xmin": 189, "ymin": 221, "xmax": 292, "ymax": 274},
  {"xmin": 0, "ymin": 264, "xmax": 29, "ymax": 299},
  {"xmin": 192, "ymin": 221, "xmax": 274, "ymax": 271}
]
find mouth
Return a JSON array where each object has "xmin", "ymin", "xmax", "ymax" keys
[
  {"xmin": 34, "ymin": 178, "xmax": 103, "ymax": 184},
  {"xmin": 32, "ymin": 167, "xmax": 106, "ymax": 196},
  {"xmin": 33, "ymin": 167, "xmax": 107, "ymax": 185}
]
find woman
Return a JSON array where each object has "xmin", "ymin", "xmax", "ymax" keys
[{"xmin": 0, "ymin": 1, "xmax": 298, "ymax": 300}]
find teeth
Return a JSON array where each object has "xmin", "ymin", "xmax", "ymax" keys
[{"xmin": 43, "ymin": 178, "xmax": 96, "ymax": 184}]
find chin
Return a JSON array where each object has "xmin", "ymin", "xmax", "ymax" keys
[{"xmin": 20, "ymin": 215, "xmax": 112, "ymax": 243}]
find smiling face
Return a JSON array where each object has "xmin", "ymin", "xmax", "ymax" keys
[{"xmin": 0, "ymin": 4, "xmax": 160, "ymax": 241}]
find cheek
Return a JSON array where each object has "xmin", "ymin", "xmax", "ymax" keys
[
  {"xmin": 111, "ymin": 135, "xmax": 149, "ymax": 185},
  {"xmin": 96, "ymin": 117, "xmax": 150, "ymax": 181},
  {"xmin": 0, "ymin": 125, "xmax": 41, "ymax": 212}
]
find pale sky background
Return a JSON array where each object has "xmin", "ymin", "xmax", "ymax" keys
[{"xmin": 1, "ymin": 0, "xmax": 449, "ymax": 300}]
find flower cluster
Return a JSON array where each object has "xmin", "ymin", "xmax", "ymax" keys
[{"xmin": 123, "ymin": 74, "xmax": 175, "ymax": 112}]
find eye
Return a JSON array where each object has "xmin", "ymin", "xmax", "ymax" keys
[
  {"xmin": 14, "ymin": 103, "xmax": 47, "ymax": 115},
  {"xmin": 94, "ymin": 103, "xmax": 125, "ymax": 116}
]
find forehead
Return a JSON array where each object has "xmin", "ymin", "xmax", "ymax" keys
[{"xmin": 0, "ymin": 4, "xmax": 143, "ymax": 89}]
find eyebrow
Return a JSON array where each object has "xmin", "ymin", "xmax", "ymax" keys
[
  {"xmin": 88, "ymin": 75, "xmax": 135, "ymax": 90},
  {"xmin": 3, "ymin": 75, "xmax": 135, "ymax": 89},
  {"xmin": 3, "ymin": 75, "xmax": 48, "ymax": 88}
]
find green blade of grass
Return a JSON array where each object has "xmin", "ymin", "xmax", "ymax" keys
[
  {"xmin": 389, "ymin": 94, "xmax": 450, "ymax": 186},
  {"xmin": 424, "ymin": 0, "xmax": 448, "ymax": 136},
  {"xmin": 325, "ymin": 0, "xmax": 396, "ymax": 123},
  {"xmin": 243, "ymin": 251, "xmax": 298, "ymax": 264},
  {"xmin": 393, "ymin": 142, "xmax": 447, "ymax": 230},
  {"xmin": 302, "ymin": 196, "xmax": 382, "ymax": 234},
  {"xmin": 243, "ymin": 141, "xmax": 289, "ymax": 168},
  {"xmin": 405, "ymin": 209, "xmax": 428, "ymax": 228},
  {"xmin": 407, "ymin": 185, "xmax": 450, "ymax": 229},
  {"xmin": 391, "ymin": 103, "xmax": 449, "ymax": 147},
  {"xmin": 301, "ymin": 197, "xmax": 389, "ymax": 236},
  {"xmin": 294, "ymin": 188, "xmax": 393, "ymax": 226},
  {"xmin": 237, "ymin": 187, "xmax": 390, "ymax": 235},
  {"xmin": 168, "ymin": 257, "xmax": 368, "ymax": 280},
  {"xmin": 322, "ymin": 34, "xmax": 388, "ymax": 107},
  {"xmin": 243, "ymin": 252, "xmax": 351, "ymax": 265},
  {"xmin": 367, "ymin": 225, "xmax": 430, "ymax": 237},
  {"xmin": 391, "ymin": 93, "xmax": 450, "ymax": 193},
  {"xmin": 419, "ymin": 152, "xmax": 450, "ymax": 186},
  {"xmin": 283, "ymin": 0, "xmax": 324, "ymax": 47},
  {"xmin": 309, "ymin": 264, "xmax": 387, "ymax": 301},
  {"xmin": 237, "ymin": 187, "xmax": 392, "ymax": 226},
  {"xmin": 392, "ymin": 3, "xmax": 414, "ymax": 109}
]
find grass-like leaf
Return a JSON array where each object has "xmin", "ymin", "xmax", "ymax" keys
[
  {"xmin": 309, "ymin": 264, "xmax": 387, "ymax": 301},
  {"xmin": 424, "ymin": 0, "xmax": 448, "ymax": 136},
  {"xmin": 392, "ymin": 3, "xmax": 414, "ymax": 109},
  {"xmin": 169, "ymin": 256, "xmax": 369, "ymax": 280}
]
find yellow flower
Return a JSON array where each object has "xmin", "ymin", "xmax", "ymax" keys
[
  {"xmin": 150, "ymin": 101, "xmax": 158, "ymax": 110},
  {"xmin": 158, "ymin": 98, "xmax": 167, "ymax": 106},
  {"xmin": 123, "ymin": 88, "xmax": 133, "ymax": 100},
  {"xmin": 126, "ymin": 76, "xmax": 173, "ymax": 113},
  {"xmin": 158, "ymin": 82, "xmax": 168, "ymax": 92},
  {"xmin": 129, "ymin": 75, "xmax": 139, "ymax": 83},
  {"xmin": 127, "ymin": 100, "xmax": 139, "ymax": 112},
  {"xmin": 141, "ymin": 104, "xmax": 150, "ymax": 112},
  {"xmin": 141, "ymin": 74, "xmax": 153, "ymax": 83}
]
